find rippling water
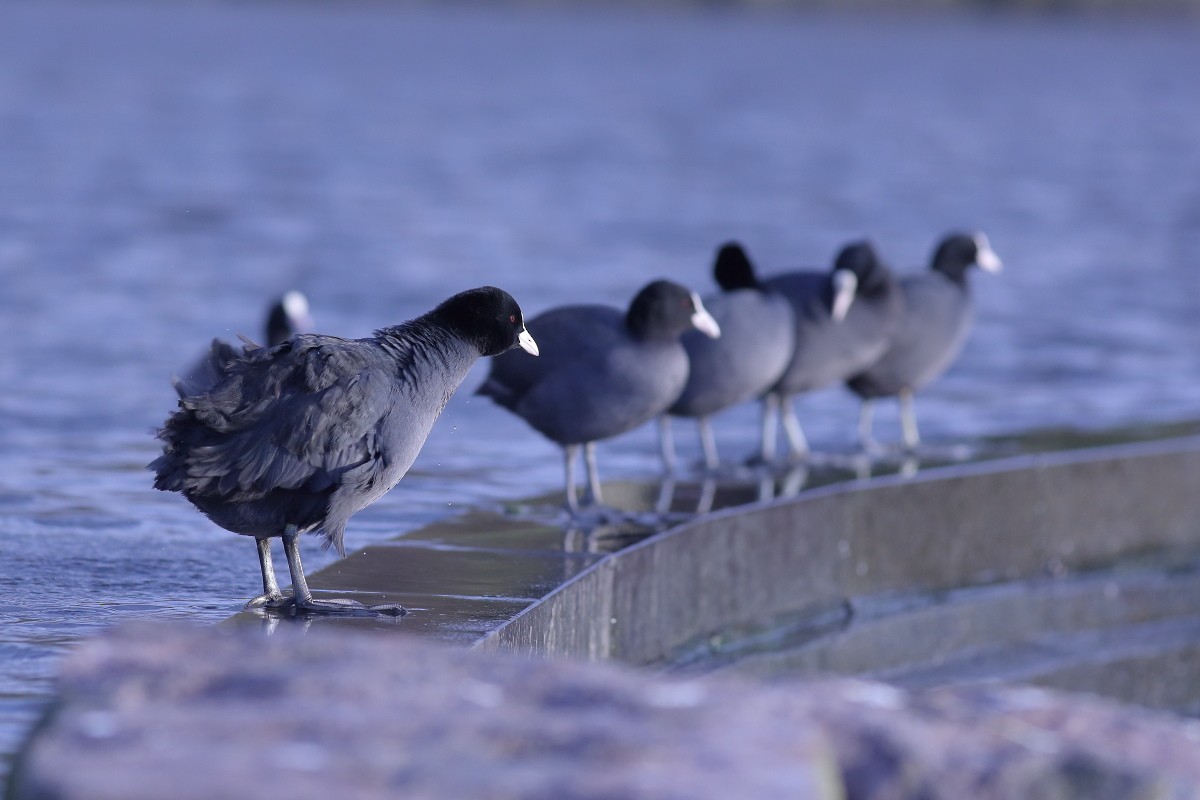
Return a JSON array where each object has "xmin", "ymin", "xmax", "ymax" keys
[{"xmin": 1, "ymin": 0, "xmax": 1199, "ymax": 781}]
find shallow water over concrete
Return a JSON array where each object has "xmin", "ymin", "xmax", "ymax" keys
[
  {"xmin": 472, "ymin": 435, "xmax": 1200, "ymax": 716},
  {"xmin": 220, "ymin": 428, "xmax": 1200, "ymax": 717}
]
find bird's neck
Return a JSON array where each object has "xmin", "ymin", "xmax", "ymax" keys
[
  {"xmin": 376, "ymin": 321, "xmax": 479, "ymax": 389},
  {"xmin": 933, "ymin": 264, "xmax": 970, "ymax": 287}
]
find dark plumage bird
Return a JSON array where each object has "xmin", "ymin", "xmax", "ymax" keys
[
  {"xmin": 661, "ymin": 242, "xmax": 796, "ymax": 471},
  {"xmin": 758, "ymin": 240, "xmax": 903, "ymax": 460},
  {"xmin": 477, "ymin": 279, "xmax": 720, "ymax": 512},
  {"xmin": 847, "ymin": 231, "xmax": 1002, "ymax": 452},
  {"xmin": 175, "ymin": 291, "xmax": 315, "ymax": 399},
  {"xmin": 150, "ymin": 287, "xmax": 538, "ymax": 615}
]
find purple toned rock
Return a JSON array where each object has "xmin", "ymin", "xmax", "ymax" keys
[{"xmin": 10, "ymin": 623, "xmax": 1200, "ymax": 800}]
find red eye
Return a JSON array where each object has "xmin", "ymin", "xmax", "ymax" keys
[{"xmin": 509, "ymin": 314, "xmax": 517, "ymax": 323}]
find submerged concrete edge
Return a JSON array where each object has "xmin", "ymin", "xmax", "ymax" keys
[{"xmin": 475, "ymin": 436, "xmax": 1200, "ymax": 666}]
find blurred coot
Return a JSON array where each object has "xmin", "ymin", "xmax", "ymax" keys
[
  {"xmin": 478, "ymin": 279, "xmax": 719, "ymax": 512},
  {"xmin": 758, "ymin": 240, "xmax": 903, "ymax": 460},
  {"xmin": 663, "ymin": 242, "xmax": 795, "ymax": 470},
  {"xmin": 847, "ymin": 231, "xmax": 1001, "ymax": 451}
]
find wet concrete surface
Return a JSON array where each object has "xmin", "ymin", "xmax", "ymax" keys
[
  {"xmin": 219, "ymin": 424, "xmax": 1200, "ymax": 717},
  {"xmin": 224, "ymin": 461, "xmax": 915, "ymax": 639},
  {"xmin": 708, "ymin": 553, "xmax": 1200, "ymax": 714},
  {"xmin": 467, "ymin": 432, "xmax": 1200, "ymax": 711}
]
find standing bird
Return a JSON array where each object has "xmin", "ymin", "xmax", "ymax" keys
[
  {"xmin": 175, "ymin": 290, "xmax": 315, "ymax": 399},
  {"xmin": 477, "ymin": 279, "xmax": 720, "ymax": 513},
  {"xmin": 661, "ymin": 242, "xmax": 796, "ymax": 471},
  {"xmin": 759, "ymin": 240, "xmax": 903, "ymax": 461},
  {"xmin": 847, "ymin": 232, "xmax": 1002, "ymax": 452},
  {"xmin": 150, "ymin": 287, "xmax": 538, "ymax": 615}
]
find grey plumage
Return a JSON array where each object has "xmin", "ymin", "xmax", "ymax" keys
[
  {"xmin": 478, "ymin": 279, "xmax": 719, "ymax": 511},
  {"xmin": 150, "ymin": 286, "xmax": 537, "ymax": 614},
  {"xmin": 175, "ymin": 290, "xmax": 314, "ymax": 400},
  {"xmin": 757, "ymin": 240, "xmax": 903, "ymax": 460},
  {"xmin": 663, "ymin": 242, "xmax": 795, "ymax": 470},
  {"xmin": 847, "ymin": 231, "xmax": 1002, "ymax": 450}
]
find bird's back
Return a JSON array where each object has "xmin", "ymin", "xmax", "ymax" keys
[
  {"xmin": 154, "ymin": 336, "xmax": 382, "ymax": 494},
  {"xmin": 848, "ymin": 272, "xmax": 972, "ymax": 398},
  {"xmin": 767, "ymin": 270, "xmax": 900, "ymax": 394},
  {"xmin": 479, "ymin": 304, "xmax": 689, "ymax": 445},
  {"xmin": 477, "ymin": 305, "xmax": 624, "ymax": 409},
  {"xmin": 152, "ymin": 330, "xmax": 444, "ymax": 551},
  {"xmin": 671, "ymin": 289, "xmax": 794, "ymax": 418}
]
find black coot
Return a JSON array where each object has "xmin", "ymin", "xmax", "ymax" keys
[
  {"xmin": 150, "ymin": 287, "xmax": 538, "ymax": 615},
  {"xmin": 760, "ymin": 241, "xmax": 903, "ymax": 460},
  {"xmin": 477, "ymin": 279, "xmax": 719, "ymax": 512},
  {"xmin": 847, "ymin": 232, "xmax": 1001, "ymax": 451},
  {"xmin": 662, "ymin": 242, "xmax": 795, "ymax": 470}
]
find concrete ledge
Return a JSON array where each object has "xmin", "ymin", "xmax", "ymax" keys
[{"xmin": 476, "ymin": 437, "xmax": 1200, "ymax": 678}]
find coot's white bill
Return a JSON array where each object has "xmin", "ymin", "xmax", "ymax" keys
[
  {"xmin": 974, "ymin": 233, "xmax": 1003, "ymax": 273},
  {"xmin": 830, "ymin": 269, "xmax": 859, "ymax": 321},
  {"xmin": 518, "ymin": 328, "xmax": 539, "ymax": 356},
  {"xmin": 689, "ymin": 292, "xmax": 721, "ymax": 339}
]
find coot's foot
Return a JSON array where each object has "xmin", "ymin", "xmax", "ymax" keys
[
  {"xmin": 294, "ymin": 596, "xmax": 407, "ymax": 617},
  {"xmin": 245, "ymin": 591, "xmax": 292, "ymax": 610}
]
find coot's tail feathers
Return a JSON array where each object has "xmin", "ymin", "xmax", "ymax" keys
[
  {"xmin": 171, "ymin": 338, "xmax": 254, "ymax": 399},
  {"xmin": 319, "ymin": 520, "xmax": 348, "ymax": 558},
  {"xmin": 150, "ymin": 337, "xmax": 306, "ymax": 495}
]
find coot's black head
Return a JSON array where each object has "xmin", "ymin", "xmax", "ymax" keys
[
  {"xmin": 625, "ymin": 279, "xmax": 721, "ymax": 341},
  {"xmin": 432, "ymin": 286, "xmax": 538, "ymax": 358},
  {"xmin": 832, "ymin": 240, "xmax": 891, "ymax": 290},
  {"xmin": 930, "ymin": 232, "xmax": 1003, "ymax": 284},
  {"xmin": 824, "ymin": 240, "xmax": 891, "ymax": 321},
  {"xmin": 712, "ymin": 241, "xmax": 760, "ymax": 292},
  {"xmin": 265, "ymin": 290, "xmax": 314, "ymax": 346}
]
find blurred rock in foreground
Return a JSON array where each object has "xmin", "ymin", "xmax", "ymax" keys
[{"xmin": 10, "ymin": 623, "xmax": 1200, "ymax": 800}]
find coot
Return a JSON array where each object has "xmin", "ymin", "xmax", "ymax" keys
[
  {"xmin": 662, "ymin": 242, "xmax": 795, "ymax": 470},
  {"xmin": 150, "ymin": 286, "xmax": 538, "ymax": 614},
  {"xmin": 477, "ymin": 279, "xmax": 719, "ymax": 512},
  {"xmin": 847, "ymin": 232, "xmax": 1001, "ymax": 451},
  {"xmin": 760, "ymin": 241, "xmax": 903, "ymax": 460}
]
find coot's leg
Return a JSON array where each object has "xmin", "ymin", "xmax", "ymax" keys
[
  {"xmin": 583, "ymin": 441, "xmax": 604, "ymax": 506},
  {"xmin": 780, "ymin": 397, "xmax": 810, "ymax": 460},
  {"xmin": 244, "ymin": 537, "xmax": 291, "ymax": 609},
  {"xmin": 563, "ymin": 444, "xmax": 581, "ymax": 513},
  {"xmin": 899, "ymin": 390, "xmax": 920, "ymax": 451},
  {"xmin": 698, "ymin": 416, "xmax": 719, "ymax": 472},
  {"xmin": 752, "ymin": 393, "xmax": 779, "ymax": 465},
  {"xmin": 658, "ymin": 416, "xmax": 677, "ymax": 474},
  {"xmin": 858, "ymin": 400, "xmax": 884, "ymax": 456},
  {"xmin": 281, "ymin": 526, "xmax": 405, "ymax": 616}
]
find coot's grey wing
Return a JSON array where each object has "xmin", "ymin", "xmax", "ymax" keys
[
  {"xmin": 849, "ymin": 273, "xmax": 970, "ymax": 396},
  {"xmin": 478, "ymin": 306, "xmax": 624, "ymax": 408},
  {"xmin": 172, "ymin": 338, "xmax": 246, "ymax": 399},
  {"xmin": 513, "ymin": 322, "xmax": 686, "ymax": 445},
  {"xmin": 763, "ymin": 271, "xmax": 831, "ymax": 322},
  {"xmin": 673, "ymin": 289, "xmax": 794, "ymax": 416},
  {"xmin": 158, "ymin": 335, "xmax": 395, "ymax": 501}
]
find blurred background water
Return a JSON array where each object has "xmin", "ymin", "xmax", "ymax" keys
[{"xmin": 1, "ymin": 0, "xmax": 1199, "ymax": 782}]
